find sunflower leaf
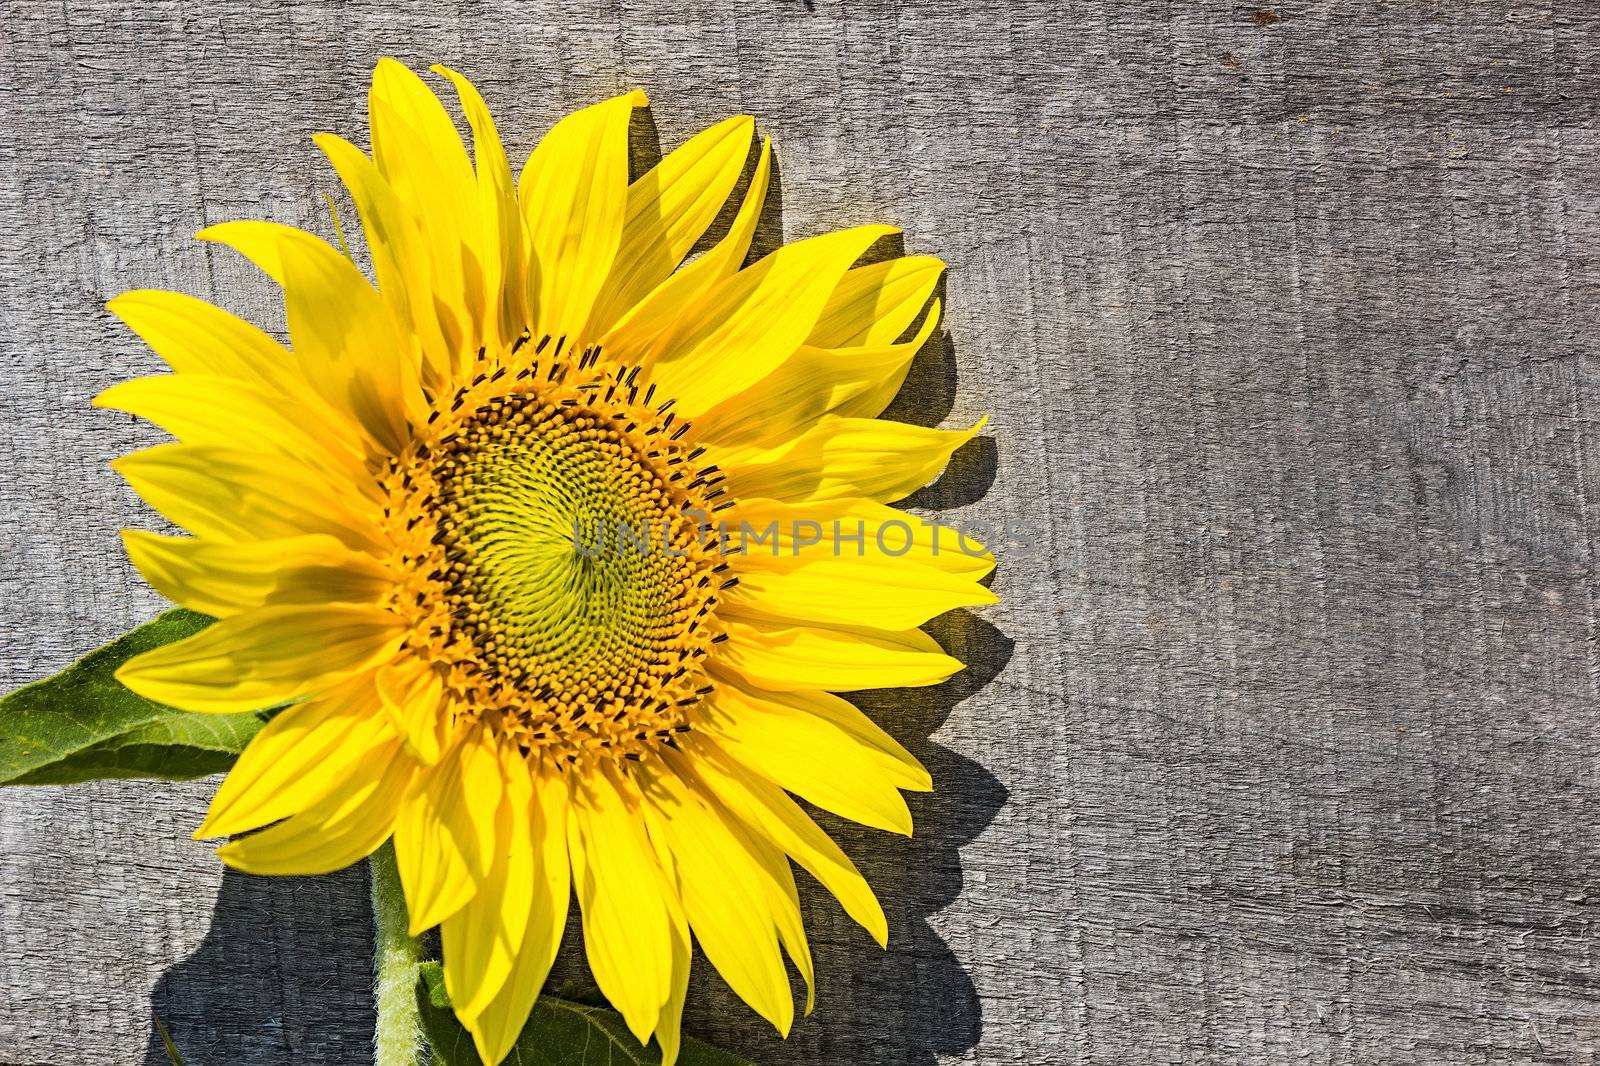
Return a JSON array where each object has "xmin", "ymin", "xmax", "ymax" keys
[
  {"xmin": 0, "ymin": 608, "xmax": 270, "ymax": 786},
  {"xmin": 417, "ymin": 961, "xmax": 754, "ymax": 1066}
]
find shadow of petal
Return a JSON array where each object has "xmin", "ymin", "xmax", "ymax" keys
[{"xmin": 144, "ymin": 865, "xmax": 375, "ymax": 1066}]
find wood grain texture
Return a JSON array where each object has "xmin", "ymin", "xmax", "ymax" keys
[{"xmin": 3, "ymin": 1, "xmax": 1599, "ymax": 1063}]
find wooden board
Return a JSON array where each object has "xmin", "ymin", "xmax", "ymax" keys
[{"xmin": 2, "ymin": 1, "xmax": 1598, "ymax": 1062}]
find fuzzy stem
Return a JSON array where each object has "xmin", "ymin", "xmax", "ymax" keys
[{"xmin": 371, "ymin": 841, "xmax": 424, "ymax": 1066}]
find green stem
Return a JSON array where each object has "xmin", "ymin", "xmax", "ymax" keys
[{"xmin": 371, "ymin": 841, "xmax": 424, "ymax": 1066}]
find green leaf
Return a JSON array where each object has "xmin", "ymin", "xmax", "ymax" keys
[
  {"xmin": 417, "ymin": 961, "xmax": 755, "ymax": 1066},
  {"xmin": 0, "ymin": 609, "xmax": 270, "ymax": 786}
]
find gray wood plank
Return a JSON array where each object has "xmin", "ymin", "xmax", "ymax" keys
[{"xmin": 3, "ymin": 1, "xmax": 1599, "ymax": 1063}]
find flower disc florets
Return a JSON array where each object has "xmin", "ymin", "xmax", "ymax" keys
[{"xmin": 380, "ymin": 336, "xmax": 734, "ymax": 764}]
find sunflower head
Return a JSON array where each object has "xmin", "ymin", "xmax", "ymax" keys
[{"xmin": 104, "ymin": 58, "xmax": 995, "ymax": 1065}]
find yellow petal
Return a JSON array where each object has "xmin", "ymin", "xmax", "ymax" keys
[
  {"xmin": 568, "ymin": 764, "xmax": 673, "ymax": 1042},
  {"xmin": 375, "ymin": 657, "xmax": 448, "ymax": 765},
  {"xmin": 712, "ymin": 618, "xmax": 962, "ymax": 692},
  {"xmin": 652, "ymin": 915, "xmax": 693, "ymax": 1066},
  {"xmin": 121, "ymin": 531, "xmax": 388, "ymax": 619},
  {"xmin": 807, "ymin": 255, "xmax": 946, "ymax": 349},
  {"xmin": 753, "ymin": 834, "xmax": 815, "ymax": 1017},
  {"xmin": 433, "ymin": 65, "xmax": 532, "ymax": 350},
  {"xmin": 701, "ymin": 685, "xmax": 915, "ymax": 835},
  {"xmin": 645, "ymin": 225, "xmax": 897, "ymax": 416},
  {"xmin": 519, "ymin": 89, "xmax": 646, "ymax": 343},
  {"xmin": 732, "ymin": 684, "xmax": 932, "ymax": 793},
  {"xmin": 195, "ymin": 219, "xmax": 303, "ymax": 285},
  {"xmin": 828, "ymin": 297, "xmax": 943, "ymax": 421},
  {"xmin": 315, "ymin": 132, "xmax": 455, "ymax": 386},
  {"xmin": 393, "ymin": 726, "xmax": 504, "ymax": 933},
  {"xmin": 466, "ymin": 763, "xmax": 570, "ymax": 1066},
  {"xmin": 724, "ymin": 549, "xmax": 996, "ymax": 631},
  {"xmin": 96, "ymin": 373, "xmax": 369, "ymax": 487},
  {"xmin": 643, "ymin": 761, "xmax": 793, "ymax": 1036},
  {"xmin": 587, "ymin": 115, "xmax": 755, "ymax": 335},
  {"xmin": 197, "ymin": 672, "xmax": 396, "ymax": 838},
  {"xmin": 443, "ymin": 744, "xmax": 534, "ymax": 1022},
  {"xmin": 601, "ymin": 136, "xmax": 773, "ymax": 368},
  {"xmin": 106, "ymin": 290, "xmax": 311, "ymax": 402},
  {"xmin": 692, "ymin": 299, "xmax": 941, "ymax": 448},
  {"xmin": 643, "ymin": 867, "xmax": 693, "ymax": 1066},
  {"xmin": 369, "ymin": 58, "xmax": 479, "ymax": 247},
  {"xmin": 722, "ymin": 415, "xmax": 985, "ymax": 504},
  {"xmin": 217, "ymin": 736, "xmax": 415, "ymax": 876},
  {"xmin": 113, "ymin": 442, "xmax": 382, "ymax": 551},
  {"xmin": 198, "ymin": 220, "xmax": 422, "ymax": 453},
  {"xmin": 368, "ymin": 59, "xmax": 481, "ymax": 356},
  {"xmin": 683, "ymin": 735, "xmax": 888, "ymax": 946},
  {"xmin": 116, "ymin": 604, "xmax": 402, "ymax": 714}
]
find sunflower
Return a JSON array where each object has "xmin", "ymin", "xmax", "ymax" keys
[{"xmin": 104, "ymin": 59, "xmax": 995, "ymax": 1065}]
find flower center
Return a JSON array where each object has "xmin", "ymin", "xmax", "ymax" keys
[{"xmin": 381, "ymin": 339, "xmax": 734, "ymax": 765}]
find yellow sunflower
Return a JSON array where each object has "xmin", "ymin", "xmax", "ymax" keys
[{"xmin": 104, "ymin": 59, "xmax": 994, "ymax": 1065}]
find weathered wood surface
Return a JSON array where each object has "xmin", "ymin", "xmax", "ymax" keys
[{"xmin": 3, "ymin": 1, "xmax": 1600, "ymax": 1063}]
